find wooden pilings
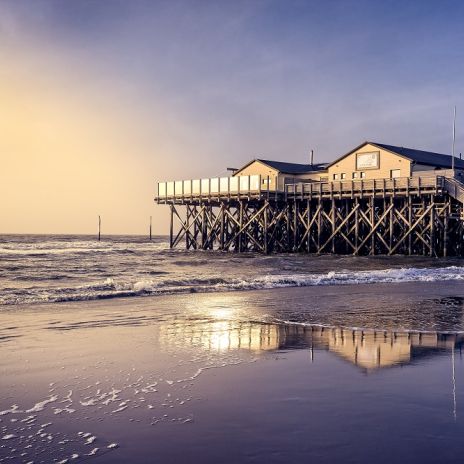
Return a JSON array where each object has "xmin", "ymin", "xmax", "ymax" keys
[{"xmin": 167, "ymin": 194, "xmax": 464, "ymax": 256}]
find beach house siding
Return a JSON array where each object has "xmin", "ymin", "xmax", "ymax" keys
[
  {"xmin": 233, "ymin": 160, "xmax": 325, "ymax": 190},
  {"xmin": 233, "ymin": 160, "xmax": 280, "ymax": 190},
  {"xmin": 289, "ymin": 172, "xmax": 324, "ymax": 182},
  {"xmin": 327, "ymin": 143, "xmax": 412, "ymax": 181}
]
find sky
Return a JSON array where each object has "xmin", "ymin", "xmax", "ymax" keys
[{"xmin": 1, "ymin": 0, "xmax": 464, "ymax": 235}]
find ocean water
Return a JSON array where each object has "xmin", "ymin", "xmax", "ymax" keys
[{"xmin": 1, "ymin": 234, "xmax": 464, "ymax": 307}]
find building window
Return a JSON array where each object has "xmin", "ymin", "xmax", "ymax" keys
[
  {"xmin": 360, "ymin": 172, "xmax": 366, "ymax": 178},
  {"xmin": 352, "ymin": 172, "xmax": 358, "ymax": 179},
  {"xmin": 333, "ymin": 174, "xmax": 339, "ymax": 180},
  {"xmin": 320, "ymin": 176, "xmax": 328, "ymax": 182},
  {"xmin": 262, "ymin": 178, "xmax": 271, "ymax": 186},
  {"xmin": 390, "ymin": 169, "xmax": 401, "ymax": 179},
  {"xmin": 341, "ymin": 173, "xmax": 346, "ymax": 180}
]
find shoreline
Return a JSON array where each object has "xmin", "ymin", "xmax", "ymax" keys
[
  {"xmin": 3, "ymin": 279, "xmax": 464, "ymax": 334},
  {"xmin": 3, "ymin": 260, "xmax": 464, "ymax": 307}
]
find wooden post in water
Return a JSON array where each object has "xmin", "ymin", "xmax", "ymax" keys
[
  {"xmin": 149, "ymin": 216, "xmax": 152, "ymax": 241},
  {"xmin": 429, "ymin": 198, "xmax": 435, "ymax": 257},
  {"xmin": 169, "ymin": 205, "xmax": 174, "ymax": 248},
  {"xmin": 444, "ymin": 207, "xmax": 449, "ymax": 257},
  {"xmin": 98, "ymin": 215, "xmax": 101, "ymax": 242},
  {"xmin": 263, "ymin": 201, "xmax": 268, "ymax": 254}
]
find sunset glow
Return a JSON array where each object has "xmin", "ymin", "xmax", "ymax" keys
[{"xmin": 2, "ymin": 1, "xmax": 464, "ymax": 234}]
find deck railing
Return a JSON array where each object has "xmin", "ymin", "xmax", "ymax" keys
[
  {"xmin": 285, "ymin": 176, "xmax": 443, "ymax": 197},
  {"xmin": 157, "ymin": 175, "xmax": 262, "ymax": 198},
  {"xmin": 443, "ymin": 177, "xmax": 464, "ymax": 204},
  {"xmin": 156, "ymin": 175, "xmax": 445, "ymax": 201}
]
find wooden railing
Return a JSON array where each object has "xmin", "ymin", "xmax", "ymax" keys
[
  {"xmin": 156, "ymin": 175, "xmax": 446, "ymax": 202},
  {"xmin": 157, "ymin": 175, "xmax": 262, "ymax": 199},
  {"xmin": 443, "ymin": 177, "xmax": 464, "ymax": 204},
  {"xmin": 285, "ymin": 176, "xmax": 443, "ymax": 198}
]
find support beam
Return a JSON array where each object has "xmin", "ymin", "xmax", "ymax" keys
[{"xmin": 164, "ymin": 190, "xmax": 462, "ymax": 257}]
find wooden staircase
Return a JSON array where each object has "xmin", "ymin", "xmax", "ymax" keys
[
  {"xmin": 443, "ymin": 177, "xmax": 464, "ymax": 220},
  {"xmin": 444, "ymin": 177, "xmax": 464, "ymax": 203}
]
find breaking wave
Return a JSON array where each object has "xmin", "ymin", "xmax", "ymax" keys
[
  {"xmin": 0, "ymin": 242, "xmax": 168, "ymax": 257},
  {"xmin": 3, "ymin": 266, "xmax": 464, "ymax": 306}
]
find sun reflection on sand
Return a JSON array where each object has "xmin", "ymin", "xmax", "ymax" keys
[{"xmin": 160, "ymin": 319, "xmax": 280, "ymax": 353}]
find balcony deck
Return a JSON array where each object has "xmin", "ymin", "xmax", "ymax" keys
[{"xmin": 155, "ymin": 174, "xmax": 446, "ymax": 205}]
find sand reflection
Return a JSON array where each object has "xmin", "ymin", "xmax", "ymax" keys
[
  {"xmin": 159, "ymin": 315, "xmax": 464, "ymax": 370},
  {"xmin": 322, "ymin": 328, "xmax": 461, "ymax": 369}
]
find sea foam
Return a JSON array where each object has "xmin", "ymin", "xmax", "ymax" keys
[{"xmin": 2, "ymin": 265, "xmax": 464, "ymax": 306}]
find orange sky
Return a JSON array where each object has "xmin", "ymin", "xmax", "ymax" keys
[{"xmin": 0, "ymin": 36, "xmax": 182, "ymax": 234}]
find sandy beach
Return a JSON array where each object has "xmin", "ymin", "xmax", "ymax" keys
[{"xmin": 2, "ymin": 281, "xmax": 464, "ymax": 463}]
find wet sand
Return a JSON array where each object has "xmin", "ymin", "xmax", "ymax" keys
[{"xmin": 2, "ymin": 281, "xmax": 464, "ymax": 463}]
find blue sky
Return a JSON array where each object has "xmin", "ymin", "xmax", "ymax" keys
[{"xmin": 1, "ymin": 0, "xmax": 464, "ymax": 233}]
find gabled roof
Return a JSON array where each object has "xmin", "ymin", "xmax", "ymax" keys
[
  {"xmin": 328, "ymin": 141, "xmax": 464, "ymax": 169},
  {"xmin": 257, "ymin": 159, "xmax": 328, "ymax": 174},
  {"xmin": 235, "ymin": 158, "xmax": 328, "ymax": 175},
  {"xmin": 373, "ymin": 143, "xmax": 464, "ymax": 169}
]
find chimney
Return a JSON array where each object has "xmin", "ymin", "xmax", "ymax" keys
[{"xmin": 310, "ymin": 149, "xmax": 314, "ymax": 166}]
